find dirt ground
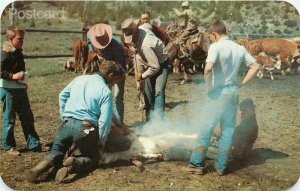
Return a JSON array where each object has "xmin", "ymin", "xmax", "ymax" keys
[{"xmin": 0, "ymin": 72, "xmax": 299, "ymax": 191}]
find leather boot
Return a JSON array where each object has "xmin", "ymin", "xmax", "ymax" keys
[
  {"xmin": 55, "ymin": 157, "xmax": 77, "ymax": 183},
  {"xmin": 26, "ymin": 160, "xmax": 53, "ymax": 183}
]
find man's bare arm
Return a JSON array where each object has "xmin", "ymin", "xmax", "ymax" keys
[
  {"xmin": 204, "ymin": 62, "xmax": 213, "ymax": 91},
  {"xmin": 241, "ymin": 63, "xmax": 260, "ymax": 87}
]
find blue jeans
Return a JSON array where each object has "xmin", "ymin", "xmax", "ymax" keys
[
  {"xmin": 144, "ymin": 60, "xmax": 169, "ymax": 120},
  {"xmin": 189, "ymin": 86, "xmax": 239, "ymax": 172},
  {"xmin": 112, "ymin": 79, "xmax": 125, "ymax": 125},
  {"xmin": 0, "ymin": 88, "xmax": 40, "ymax": 150},
  {"xmin": 45, "ymin": 118, "xmax": 99, "ymax": 172}
]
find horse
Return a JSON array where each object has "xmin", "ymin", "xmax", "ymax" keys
[{"xmin": 165, "ymin": 28, "xmax": 210, "ymax": 84}]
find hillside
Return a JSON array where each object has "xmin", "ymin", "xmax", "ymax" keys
[{"xmin": 1, "ymin": 1, "xmax": 300, "ymax": 38}]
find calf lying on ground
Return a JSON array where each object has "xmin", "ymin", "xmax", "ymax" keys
[
  {"xmin": 99, "ymin": 132, "xmax": 197, "ymax": 168},
  {"xmin": 53, "ymin": 131, "xmax": 196, "ymax": 183}
]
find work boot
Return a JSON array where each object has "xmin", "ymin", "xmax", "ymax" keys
[
  {"xmin": 181, "ymin": 165, "xmax": 204, "ymax": 175},
  {"xmin": 215, "ymin": 168, "xmax": 225, "ymax": 176},
  {"xmin": 55, "ymin": 157, "xmax": 77, "ymax": 183},
  {"xmin": 6, "ymin": 148, "xmax": 21, "ymax": 156},
  {"xmin": 26, "ymin": 160, "xmax": 53, "ymax": 183},
  {"xmin": 30, "ymin": 144, "xmax": 51, "ymax": 152}
]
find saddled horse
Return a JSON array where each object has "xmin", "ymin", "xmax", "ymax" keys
[{"xmin": 165, "ymin": 27, "xmax": 210, "ymax": 84}]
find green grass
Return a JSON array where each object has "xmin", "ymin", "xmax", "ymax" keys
[
  {"xmin": 25, "ymin": 57, "xmax": 77, "ymax": 103},
  {"xmin": 1, "ymin": 2, "xmax": 83, "ymax": 56}
]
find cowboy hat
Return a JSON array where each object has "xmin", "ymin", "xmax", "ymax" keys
[
  {"xmin": 121, "ymin": 18, "xmax": 137, "ymax": 44},
  {"xmin": 87, "ymin": 23, "xmax": 112, "ymax": 49},
  {"xmin": 181, "ymin": 1, "xmax": 189, "ymax": 7}
]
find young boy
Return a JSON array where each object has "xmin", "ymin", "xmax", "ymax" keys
[{"xmin": 1, "ymin": 26, "xmax": 42, "ymax": 155}]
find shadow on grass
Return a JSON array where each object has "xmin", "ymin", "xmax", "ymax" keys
[
  {"xmin": 228, "ymin": 147, "xmax": 289, "ymax": 173},
  {"xmin": 63, "ymin": 160, "xmax": 143, "ymax": 184}
]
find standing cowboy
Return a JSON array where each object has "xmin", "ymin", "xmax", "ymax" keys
[
  {"xmin": 182, "ymin": 20, "xmax": 259, "ymax": 176},
  {"xmin": 138, "ymin": 11, "xmax": 169, "ymax": 47},
  {"xmin": 86, "ymin": 23, "xmax": 129, "ymax": 135},
  {"xmin": 121, "ymin": 18, "xmax": 170, "ymax": 121}
]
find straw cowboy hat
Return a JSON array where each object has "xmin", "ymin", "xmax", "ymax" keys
[
  {"xmin": 181, "ymin": 1, "xmax": 189, "ymax": 7},
  {"xmin": 87, "ymin": 23, "xmax": 112, "ymax": 49},
  {"xmin": 121, "ymin": 18, "xmax": 137, "ymax": 44}
]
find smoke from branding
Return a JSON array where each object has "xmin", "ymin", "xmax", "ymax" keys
[{"xmin": 134, "ymin": 84, "xmax": 207, "ymax": 156}]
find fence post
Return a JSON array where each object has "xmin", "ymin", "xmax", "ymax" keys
[
  {"xmin": 82, "ymin": 0, "xmax": 87, "ymax": 41},
  {"xmin": 9, "ymin": 2, "xmax": 15, "ymax": 26}
]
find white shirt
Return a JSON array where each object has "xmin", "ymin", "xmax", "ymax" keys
[
  {"xmin": 136, "ymin": 23, "xmax": 169, "ymax": 79},
  {"xmin": 206, "ymin": 36, "xmax": 256, "ymax": 88}
]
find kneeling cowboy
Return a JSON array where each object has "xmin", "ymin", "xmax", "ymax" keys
[{"xmin": 26, "ymin": 60, "xmax": 127, "ymax": 183}]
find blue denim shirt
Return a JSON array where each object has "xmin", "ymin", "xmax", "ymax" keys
[
  {"xmin": 87, "ymin": 36, "xmax": 126, "ymax": 69},
  {"xmin": 59, "ymin": 73, "xmax": 112, "ymax": 142}
]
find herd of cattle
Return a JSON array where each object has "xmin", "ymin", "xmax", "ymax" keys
[
  {"xmin": 235, "ymin": 38, "xmax": 300, "ymax": 80},
  {"xmin": 64, "ymin": 35, "xmax": 300, "ymax": 81}
]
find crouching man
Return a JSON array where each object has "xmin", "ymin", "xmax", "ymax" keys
[
  {"xmin": 26, "ymin": 60, "xmax": 125, "ymax": 183},
  {"xmin": 230, "ymin": 98, "xmax": 258, "ymax": 159},
  {"xmin": 207, "ymin": 98, "xmax": 258, "ymax": 160}
]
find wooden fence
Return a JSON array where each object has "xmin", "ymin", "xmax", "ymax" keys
[
  {"xmin": 0, "ymin": 28, "xmax": 122, "ymax": 59},
  {"xmin": 0, "ymin": 28, "xmax": 296, "ymax": 59}
]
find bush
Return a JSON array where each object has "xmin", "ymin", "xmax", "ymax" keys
[
  {"xmin": 284, "ymin": 20, "xmax": 297, "ymax": 27},
  {"xmin": 283, "ymin": 29, "xmax": 292, "ymax": 34},
  {"xmin": 274, "ymin": 29, "xmax": 282, "ymax": 34},
  {"xmin": 273, "ymin": 20, "xmax": 281, "ymax": 26},
  {"xmin": 256, "ymin": 7, "xmax": 262, "ymax": 12},
  {"xmin": 245, "ymin": 4, "xmax": 251, "ymax": 9},
  {"xmin": 258, "ymin": 26, "xmax": 267, "ymax": 34},
  {"xmin": 261, "ymin": 18, "xmax": 267, "ymax": 25}
]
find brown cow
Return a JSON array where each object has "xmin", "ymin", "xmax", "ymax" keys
[
  {"xmin": 240, "ymin": 38, "xmax": 300, "ymax": 72},
  {"xmin": 292, "ymin": 39, "xmax": 300, "ymax": 48},
  {"xmin": 72, "ymin": 40, "xmax": 88, "ymax": 73},
  {"xmin": 254, "ymin": 53, "xmax": 285, "ymax": 80}
]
